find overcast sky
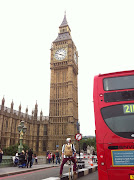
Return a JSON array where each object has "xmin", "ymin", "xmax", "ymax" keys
[{"xmin": 0, "ymin": 0, "xmax": 134, "ymax": 136}]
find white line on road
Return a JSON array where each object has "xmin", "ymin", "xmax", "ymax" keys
[{"xmin": 42, "ymin": 178, "xmax": 60, "ymax": 180}]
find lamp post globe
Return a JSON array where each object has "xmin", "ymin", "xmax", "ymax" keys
[
  {"xmin": 23, "ymin": 126, "xmax": 27, "ymax": 133},
  {"xmin": 20, "ymin": 121, "xmax": 24, "ymax": 127},
  {"xmin": 17, "ymin": 125, "xmax": 22, "ymax": 132}
]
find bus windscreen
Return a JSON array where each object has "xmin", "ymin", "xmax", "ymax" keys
[
  {"xmin": 101, "ymin": 104, "xmax": 134, "ymax": 139},
  {"xmin": 103, "ymin": 75, "xmax": 134, "ymax": 91}
]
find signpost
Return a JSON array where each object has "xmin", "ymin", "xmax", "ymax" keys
[
  {"xmin": 75, "ymin": 133, "xmax": 82, "ymax": 159},
  {"xmin": 75, "ymin": 133, "xmax": 82, "ymax": 141},
  {"xmin": 75, "ymin": 133, "xmax": 85, "ymax": 169}
]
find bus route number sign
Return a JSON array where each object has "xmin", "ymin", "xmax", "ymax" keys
[
  {"xmin": 75, "ymin": 133, "xmax": 82, "ymax": 141},
  {"xmin": 123, "ymin": 104, "xmax": 134, "ymax": 114}
]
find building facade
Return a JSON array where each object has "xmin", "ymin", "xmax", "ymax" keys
[
  {"xmin": 0, "ymin": 99, "xmax": 49, "ymax": 155},
  {"xmin": 0, "ymin": 13, "xmax": 79, "ymax": 155}
]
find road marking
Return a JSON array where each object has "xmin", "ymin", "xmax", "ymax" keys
[{"xmin": 42, "ymin": 178, "xmax": 60, "ymax": 180}]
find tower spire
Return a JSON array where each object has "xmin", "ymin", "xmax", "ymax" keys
[
  {"xmin": 53, "ymin": 12, "xmax": 71, "ymax": 43},
  {"xmin": 59, "ymin": 12, "xmax": 68, "ymax": 28}
]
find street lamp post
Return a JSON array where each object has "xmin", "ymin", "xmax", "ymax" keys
[{"xmin": 17, "ymin": 121, "xmax": 27, "ymax": 154}]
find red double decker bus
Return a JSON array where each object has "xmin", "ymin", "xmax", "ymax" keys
[{"xmin": 93, "ymin": 70, "xmax": 134, "ymax": 180}]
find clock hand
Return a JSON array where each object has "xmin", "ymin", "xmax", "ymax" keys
[{"xmin": 59, "ymin": 53, "xmax": 64, "ymax": 56}]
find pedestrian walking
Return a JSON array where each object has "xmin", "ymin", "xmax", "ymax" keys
[
  {"xmin": 50, "ymin": 152, "xmax": 52, "ymax": 163},
  {"xmin": 55, "ymin": 149, "xmax": 60, "ymax": 164},
  {"xmin": 47, "ymin": 153, "xmax": 51, "ymax": 164},
  {"xmin": 15, "ymin": 151, "xmax": 19, "ymax": 158},
  {"xmin": 34, "ymin": 154, "xmax": 38, "ymax": 164},
  {"xmin": 25, "ymin": 150, "xmax": 28, "ymax": 166},
  {"xmin": 0, "ymin": 148, "xmax": 3, "ymax": 164},
  {"xmin": 92, "ymin": 150, "xmax": 96, "ymax": 163},
  {"xmin": 27, "ymin": 148, "xmax": 33, "ymax": 168},
  {"xmin": 32, "ymin": 154, "xmax": 34, "ymax": 165},
  {"xmin": 13, "ymin": 151, "xmax": 19, "ymax": 166},
  {"xmin": 52, "ymin": 153, "xmax": 55, "ymax": 164},
  {"xmin": 46, "ymin": 150, "xmax": 49, "ymax": 156}
]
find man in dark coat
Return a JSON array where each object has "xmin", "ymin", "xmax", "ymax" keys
[{"xmin": 27, "ymin": 148, "xmax": 33, "ymax": 168}]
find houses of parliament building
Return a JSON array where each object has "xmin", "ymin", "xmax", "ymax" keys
[{"xmin": 0, "ymin": 13, "xmax": 79, "ymax": 155}]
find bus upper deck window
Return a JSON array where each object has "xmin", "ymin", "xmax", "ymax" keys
[
  {"xmin": 103, "ymin": 75, "xmax": 134, "ymax": 91},
  {"xmin": 103, "ymin": 79, "xmax": 109, "ymax": 91}
]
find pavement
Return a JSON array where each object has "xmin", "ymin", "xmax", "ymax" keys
[
  {"xmin": 0, "ymin": 164, "xmax": 57, "ymax": 177},
  {"xmin": 0, "ymin": 162, "xmax": 98, "ymax": 179}
]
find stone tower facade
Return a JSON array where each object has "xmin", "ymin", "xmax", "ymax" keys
[{"xmin": 48, "ymin": 13, "xmax": 79, "ymax": 151}]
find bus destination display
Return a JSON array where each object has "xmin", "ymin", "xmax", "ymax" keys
[{"xmin": 123, "ymin": 104, "xmax": 134, "ymax": 114}]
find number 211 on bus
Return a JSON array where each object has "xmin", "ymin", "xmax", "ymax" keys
[{"xmin": 93, "ymin": 70, "xmax": 134, "ymax": 180}]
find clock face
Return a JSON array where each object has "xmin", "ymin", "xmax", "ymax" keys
[
  {"xmin": 74, "ymin": 52, "xmax": 77, "ymax": 64},
  {"xmin": 54, "ymin": 48, "xmax": 67, "ymax": 60}
]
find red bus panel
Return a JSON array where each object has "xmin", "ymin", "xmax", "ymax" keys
[{"xmin": 93, "ymin": 70, "xmax": 134, "ymax": 180}]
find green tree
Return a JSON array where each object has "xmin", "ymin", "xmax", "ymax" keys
[
  {"xmin": 80, "ymin": 137, "xmax": 96, "ymax": 151},
  {"xmin": 3, "ymin": 144, "xmax": 29, "ymax": 156}
]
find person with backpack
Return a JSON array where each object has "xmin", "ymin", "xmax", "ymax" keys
[
  {"xmin": 59, "ymin": 138, "xmax": 76, "ymax": 178},
  {"xmin": 55, "ymin": 149, "xmax": 60, "ymax": 164}
]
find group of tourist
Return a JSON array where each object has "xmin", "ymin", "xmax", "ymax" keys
[
  {"xmin": 14, "ymin": 148, "xmax": 38, "ymax": 167},
  {"xmin": 1, "ymin": 138, "xmax": 77, "ymax": 179},
  {"xmin": 47, "ymin": 149, "xmax": 61, "ymax": 164}
]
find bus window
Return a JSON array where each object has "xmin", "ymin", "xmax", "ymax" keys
[
  {"xmin": 101, "ymin": 104, "xmax": 134, "ymax": 139},
  {"xmin": 103, "ymin": 75, "xmax": 134, "ymax": 91}
]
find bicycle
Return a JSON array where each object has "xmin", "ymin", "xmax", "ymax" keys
[
  {"xmin": 67, "ymin": 159, "xmax": 77, "ymax": 180},
  {"xmin": 67, "ymin": 159, "xmax": 73, "ymax": 180}
]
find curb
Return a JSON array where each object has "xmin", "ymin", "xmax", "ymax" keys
[
  {"xmin": 0, "ymin": 166, "xmax": 57, "ymax": 177},
  {"xmin": 59, "ymin": 165, "xmax": 98, "ymax": 180},
  {"xmin": 0, "ymin": 165, "xmax": 98, "ymax": 179}
]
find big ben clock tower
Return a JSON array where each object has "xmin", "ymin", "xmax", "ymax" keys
[{"xmin": 48, "ymin": 13, "xmax": 79, "ymax": 151}]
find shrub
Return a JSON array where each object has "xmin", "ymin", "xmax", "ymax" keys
[{"xmin": 3, "ymin": 144, "xmax": 29, "ymax": 156}]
